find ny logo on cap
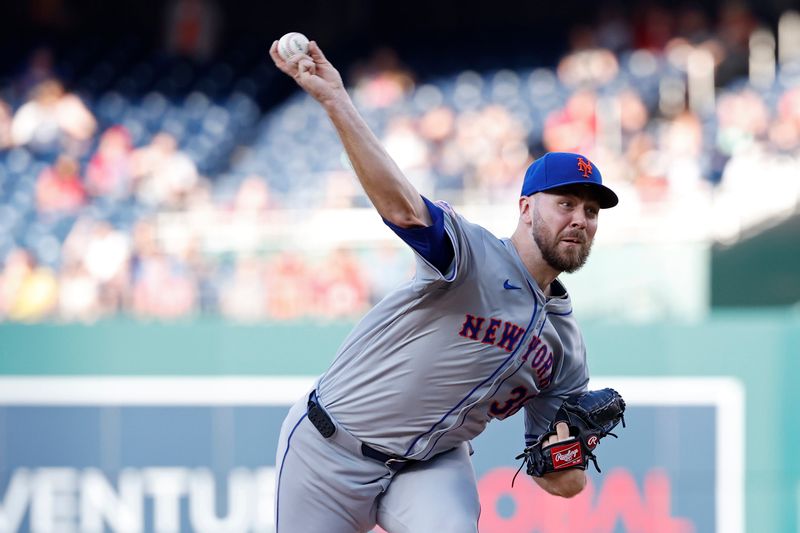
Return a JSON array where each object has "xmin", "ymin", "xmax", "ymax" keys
[{"xmin": 576, "ymin": 157, "xmax": 593, "ymax": 178}]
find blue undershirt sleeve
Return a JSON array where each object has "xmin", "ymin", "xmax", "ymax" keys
[{"xmin": 383, "ymin": 196, "xmax": 455, "ymax": 275}]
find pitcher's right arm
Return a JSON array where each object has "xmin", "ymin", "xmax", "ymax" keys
[{"xmin": 269, "ymin": 40, "xmax": 430, "ymax": 229}]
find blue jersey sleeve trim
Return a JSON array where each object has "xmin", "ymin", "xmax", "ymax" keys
[{"xmin": 383, "ymin": 196, "xmax": 455, "ymax": 275}]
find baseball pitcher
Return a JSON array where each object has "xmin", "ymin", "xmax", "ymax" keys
[{"xmin": 269, "ymin": 39, "xmax": 626, "ymax": 533}]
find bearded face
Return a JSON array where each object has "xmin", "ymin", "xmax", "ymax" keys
[{"xmin": 531, "ymin": 205, "xmax": 594, "ymax": 273}]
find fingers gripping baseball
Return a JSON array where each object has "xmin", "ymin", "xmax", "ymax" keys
[
  {"xmin": 269, "ymin": 40, "xmax": 344, "ymax": 104},
  {"xmin": 295, "ymin": 56, "xmax": 316, "ymax": 79}
]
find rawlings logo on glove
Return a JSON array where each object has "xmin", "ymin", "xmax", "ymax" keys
[
  {"xmin": 514, "ymin": 388, "xmax": 626, "ymax": 482},
  {"xmin": 550, "ymin": 442, "xmax": 583, "ymax": 469}
]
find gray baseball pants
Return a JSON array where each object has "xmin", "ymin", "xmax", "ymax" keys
[{"xmin": 274, "ymin": 392, "xmax": 481, "ymax": 533}]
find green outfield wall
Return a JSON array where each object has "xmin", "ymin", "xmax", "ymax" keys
[{"xmin": 1, "ymin": 309, "xmax": 799, "ymax": 532}]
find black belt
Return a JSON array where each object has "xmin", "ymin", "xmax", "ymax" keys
[{"xmin": 307, "ymin": 391, "xmax": 416, "ymax": 471}]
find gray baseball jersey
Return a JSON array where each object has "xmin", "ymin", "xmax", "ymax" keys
[
  {"xmin": 275, "ymin": 202, "xmax": 590, "ymax": 532},
  {"xmin": 317, "ymin": 201, "xmax": 589, "ymax": 458}
]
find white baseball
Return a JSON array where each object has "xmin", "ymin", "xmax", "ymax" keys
[{"xmin": 277, "ymin": 32, "xmax": 310, "ymax": 61}]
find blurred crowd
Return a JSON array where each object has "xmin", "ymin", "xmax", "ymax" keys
[
  {"xmin": 341, "ymin": 3, "xmax": 800, "ymax": 208},
  {"xmin": 0, "ymin": 3, "xmax": 799, "ymax": 323},
  {"xmin": 0, "ymin": 220, "xmax": 405, "ymax": 323}
]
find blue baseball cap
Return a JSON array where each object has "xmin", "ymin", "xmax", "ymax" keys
[{"xmin": 521, "ymin": 152, "xmax": 618, "ymax": 208}]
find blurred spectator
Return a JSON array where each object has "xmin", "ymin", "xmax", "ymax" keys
[
  {"xmin": 57, "ymin": 259, "xmax": 101, "ymax": 322},
  {"xmin": 163, "ymin": 0, "xmax": 222, "ymax": 60},
  {"xmin": 59, "ymin": 217, "xmax": 132, "ymax": 318},
  {"xmin": 59, "ymin": 218, "xmax": 103, "ymax": 319},
  {"xmin": 618, "ymin": 89, "xmax": 650, "ymax": 136},
  {"xmin": 11, "ymin": 79, "xmax": 97, "ymax": 155},
  {"xmin": 675, "ymin": 5, "xmax": 714, "ymax": 44},
  {"xmin": 716, "ymin": 2, "xmax": 758, "ymax": 85},
  {"xmin": 127, "ymin": 217, "xmax": 195, "ymax": 319},
  {"xmin": 633, "ymin": 4, "xmax": 675, "ymax": 51},
  {"xmin": 219, "ymin": 255, "xmax": 268, "ymax": 322},
  {"xmin": 86, "ymin": 126, "xmax": 134, "ymax": 199},
  {"xmin": 626, "ymin": 132, "xmax": 669, "ymax": 202},
  {"xmin": 716, "ymin": 89, "xmax": 770, "ymax": 155},
  {"xmin": 665, "ymin": 111, "xmax": 704, "ymax": 159},
  {"xmin": 471, "ymin": 105, "xmax": 529, "ymax": 199},
  {"xmin": 543, "ymin": 89, "xmax": 598, "ymax": 154},
  {"xmin": 418, "ymin": 105, "xmax": 461, "ymax": 193},
  {"xmin": 14, "ymin": 47, "xmax": 56, "ymax": 98},
  {"xmin": 312, "ymin": 248, "xmax": 370, "ymax": 319},
  {"xmin": 322, "ymin": 169, "xmax": 362, "ymax": 209},
  {"xmin": 594, "ymin": 6, "xmax": 634, "ymax": 52},
  {"xmin": 132, "ymin": 132, "xmax": 199, "ymax": 208},
  {"xmin": 444, "ymin": 104, "xmax": 530, "ymax": 203},
  {"xmin": 382, "ymin": 116, "xmax": 433, "ymax": 197},
  {"xmin": 557, "ymin": 47, "xmax": 619, "ymax": 87},
  {"xmin": 61, "ymin": 216, "xmax": 95, "ymax": 265},
  {"xmin": 35, "ymin": 155, "xmax": 87, "ymax": 213},
  {"xmin": 0, "ymin": 248, "xmax": 58, "ymax": 322},
  {"xmin": 83, "ymin": 221, "xmax": 131, "ymax": 313},
  {"xmin": 219, "ymin": 176, "xmax": 277, "ymax": 250},
  {"xmin": 770, "ymin": 87, "xmax": 800, "ymax": 153},
  {"xmin": 351, "ymin": 48, "xmax": 415, "ymax": 109},
  {"xmin": 132, "ymin": 252, "xmax": 196, "ymax": 319},
  {"xmin": 779, "ymin": 87, "xmax": 800, "ymax": 130},
  {"xmin": 265, "ymin": 252, "xmax": 312, "ymax": 320},
  {"xmin": 418, "ymin": 105, "xmax": 456, "ymax": 144},
  {"xmin": 0, "ymin": 99, "xmax": 13, "ymax": 149},
  {"xmin": 233, "ymin": 175, "xmax": 274, "ymax": 212},
  {"xmin": 130, "ymin": 218, "xmax": 160, "ymax": 265},
  {"xmin": 0, "ymin": 250, "xmax": 25, "ymax": 319},
  {"xmin": 662, "ymin": 111, "xmax": 707, "ymax": 197},
  {"xmin": 182, "ymin": 239, "xmax": 218, "ymax": 315}
]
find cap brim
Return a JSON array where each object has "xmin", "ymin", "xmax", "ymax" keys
[{"xmin": 538, "ymin": 180, "xmax": 619, "ymax": 209}]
